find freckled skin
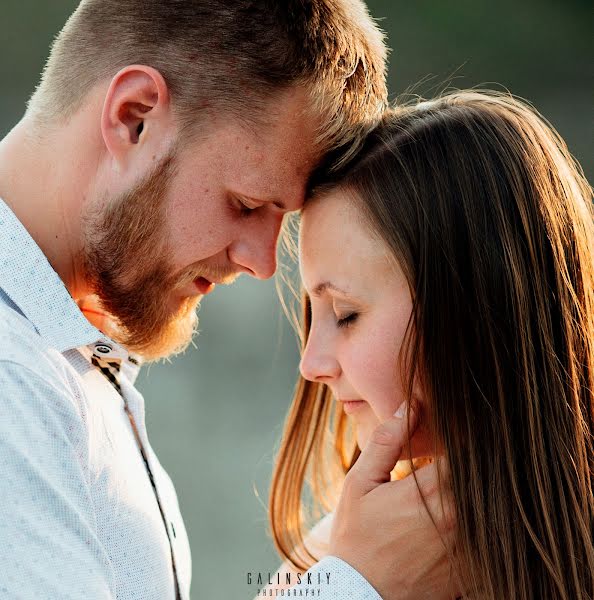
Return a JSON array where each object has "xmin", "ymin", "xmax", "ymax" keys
[
  {"xmin": 163, "ymin": 91, "xmax": 319, "ymax": 278},
  {"xmin": 299, "ymin": 192, "xmax": 432, "ymax": 455},
  {"xmin": 83, "ymin": 87, "xmax": 320, "ymax": 359}
]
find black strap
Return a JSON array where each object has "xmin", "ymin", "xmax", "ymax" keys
[{"xmin": 92, "ymin": 355, "xmax": 182, "ymax": 599}]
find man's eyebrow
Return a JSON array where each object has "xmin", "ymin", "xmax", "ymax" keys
[
  {"xmin": 311, "ymin": 281, "xmax": 354, "ymax": 298},
  {"xmin": 248, "ymin": 196, "xmax": 286, "ymax": 211}
]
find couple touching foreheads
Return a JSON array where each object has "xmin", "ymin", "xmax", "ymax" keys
[{"xmin": 0, "ymin": 1, "xmax": 591, "ymax": 599}]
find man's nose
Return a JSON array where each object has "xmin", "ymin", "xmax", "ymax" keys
[
  {"xmin": 228, "ymin": 213, "xmax": 284, "ymax": 280},
  {"xmin": 299, "ymin": 333, "xmax": 341, "ymax": 383}
]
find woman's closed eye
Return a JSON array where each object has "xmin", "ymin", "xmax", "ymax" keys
[{"xmin": 336, "ymin": 312, "xmax": 359, "ymax": 328}]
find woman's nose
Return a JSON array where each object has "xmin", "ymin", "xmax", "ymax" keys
[{"xmin": 299, "ymin": 336, "xmax": 341, "ymax": 383}]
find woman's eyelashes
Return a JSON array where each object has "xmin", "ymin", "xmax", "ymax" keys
[{"xmin": 336, "ymin": 312, "xmax": 359, "ymax": 328}]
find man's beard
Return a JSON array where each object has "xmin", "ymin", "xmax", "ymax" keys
[{"xmin": 81, "ymin": 151, "xmax": 200, "ymax": 361}]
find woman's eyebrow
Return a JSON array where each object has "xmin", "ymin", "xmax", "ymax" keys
[{"xmin": 312, "ymin": 281, "xmax": 354, "ymax": 298}]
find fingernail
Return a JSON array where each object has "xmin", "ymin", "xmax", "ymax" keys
[{"xmin": 394, "ymin": 402, "xmax": 407, "ymax": 419}]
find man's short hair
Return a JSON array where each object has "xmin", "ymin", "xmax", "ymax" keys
[{"xmin": 29, "ymin": 0, "xmax": 388, "ymax": 165}]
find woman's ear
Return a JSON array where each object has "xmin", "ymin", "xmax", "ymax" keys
[{"xmin": 100, "ymin": 65, "xmax": 172, "ymax": 169}]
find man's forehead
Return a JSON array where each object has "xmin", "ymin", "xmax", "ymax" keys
[
  {"xmin": 176, "ymin": 88, "xmax": 321, "ymax": 210},
  {"xmin": 233, "ymin": 129, "xmax": 320, "ymax": 211}
]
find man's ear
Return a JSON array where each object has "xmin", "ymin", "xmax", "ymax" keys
[{"xmin": 100, "ymin": 65, "xmax": 172, "ymax": 167}]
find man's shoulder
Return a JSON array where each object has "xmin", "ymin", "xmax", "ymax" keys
[
  {"xmin": 0, "ymin": 299, "xmax": 87, "ymax": 412},
  {"xmin": 0, "ymin": 296, "xmax": 64, "ymax": 368}
]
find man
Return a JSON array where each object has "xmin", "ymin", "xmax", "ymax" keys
[{"xmin": 0, "ymin": 1, "xmax": 457, "ymax": 598}]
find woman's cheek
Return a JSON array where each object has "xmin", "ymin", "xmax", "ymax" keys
[{"xmin": 357, "ymin": 346, "xmax": 403, "ymax": 418}]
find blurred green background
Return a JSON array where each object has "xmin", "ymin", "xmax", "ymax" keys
[{"xmin": 1, "ymin": 1, "xmax": 591, "ymax": 598}]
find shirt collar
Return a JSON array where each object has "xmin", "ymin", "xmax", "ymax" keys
[{"xmin": 0, "ymin": 197, "xmax": 129, "ymax": 359}]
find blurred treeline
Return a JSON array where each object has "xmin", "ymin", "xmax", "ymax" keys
[{"xmin": 1, "ymin": 1, "xmax": 591, "ymax": 598}]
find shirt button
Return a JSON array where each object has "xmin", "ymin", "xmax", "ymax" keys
[
  {"xmin": 94, "ymin": 343, "xmax": 113, "ymax": 356},
  {"xmin": 91, "ymin": 342, "xmax": 128, "ymax": 361}
]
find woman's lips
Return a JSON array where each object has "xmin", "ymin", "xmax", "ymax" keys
[
  {"xmin": 193, "ymin": 276, "xmax": 215, "ymax": 295},
  {"xmin": 340, "ymin": 399, "xmax": 367, "ymax": 414}
]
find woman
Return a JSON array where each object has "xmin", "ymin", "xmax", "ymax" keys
[{"xmin": 269, "ymin": 91, "xmax": 594, "ymax": 599}]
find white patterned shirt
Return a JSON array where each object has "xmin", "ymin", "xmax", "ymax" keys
[{"xmin": 0, "ymin": 197, "xmax": 381, "ymax": 600}]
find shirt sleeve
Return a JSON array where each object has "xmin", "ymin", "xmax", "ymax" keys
[
  {"xmin": 0, "ymin": 360, "xmax": 116, "ymax": 599},
  {"xmin": 295, "ymin": 556, "xmax": 383, "ymax": 600}
]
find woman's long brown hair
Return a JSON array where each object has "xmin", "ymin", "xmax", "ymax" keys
[{"xmin": 269, "ymin": 91, "xmax": 594, "ymax": 598}]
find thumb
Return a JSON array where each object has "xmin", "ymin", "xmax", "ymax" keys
[{"xmin": 346, "ymin": 401, "xmax": 419, "ymax": 498}]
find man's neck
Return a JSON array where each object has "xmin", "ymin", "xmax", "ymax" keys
[{"xmin": 0, "ymin": 113, "xmax": 98, "ymax": 300}]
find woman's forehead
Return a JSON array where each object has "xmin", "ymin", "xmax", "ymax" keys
[{"xmin": 299, "ymin": 191, "xmax": 395, "ymax": 294}]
